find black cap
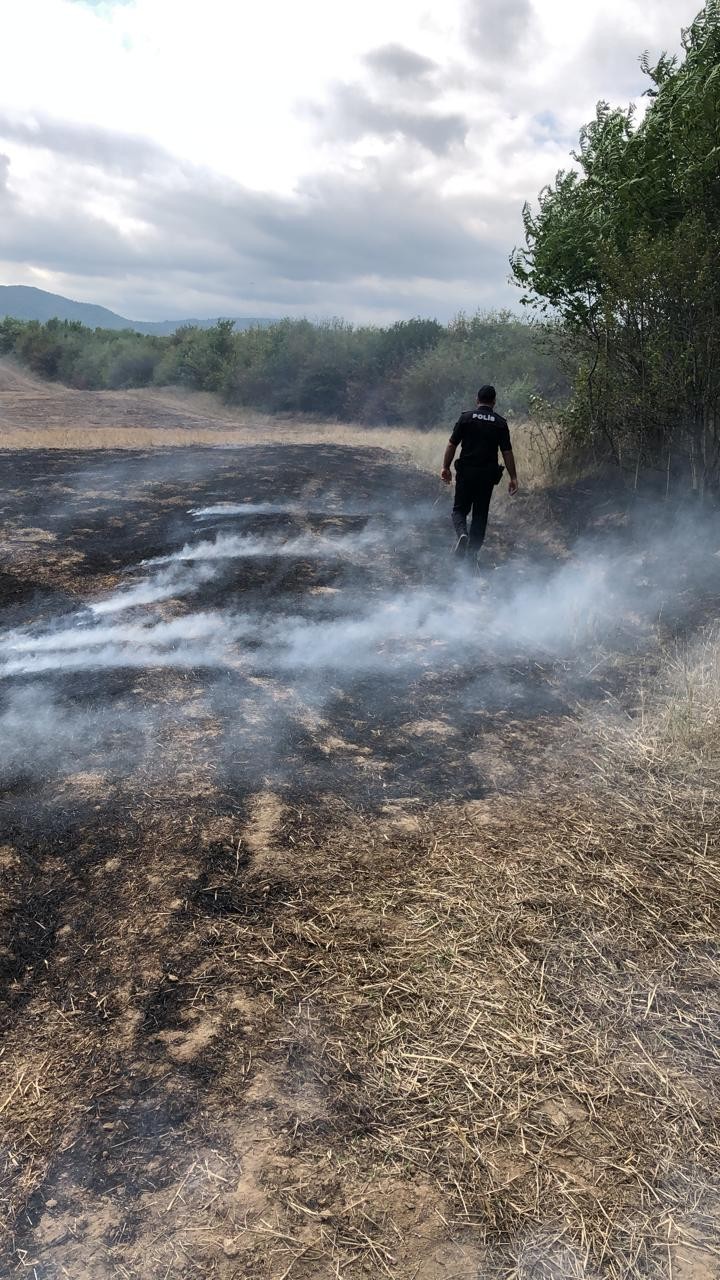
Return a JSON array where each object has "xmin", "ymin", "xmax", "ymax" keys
[{"xmin": 477, "ymin": 384, "xmax": 496, "ymax": 402}]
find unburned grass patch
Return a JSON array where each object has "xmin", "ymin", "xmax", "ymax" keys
[{"xmin": 633, "ymin": 624, "xmax": 720, "ymax": 766}]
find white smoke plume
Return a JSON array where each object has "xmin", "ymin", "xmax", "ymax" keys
[
  {"xmin": 2, "ymin": 642, "xmax": 218, "ymax": 676},
  {"xmin": 273, "ymin": 553, "xmax": 629, "ymax": 672},
  {"xmin": 0, "ymin": 547, "xmax": 649, "ymax": 679},
  {"xmin": 147, "ymin": 527, "xmax": 384, "ymax": 565},
  {"xmin": 90, "ymin": 563, "xmax": 218, "ymax": 615},
  {"xmin": 1, "ymin": 503, "xmax": 715, "ymax": 792},
  {"xmin": 4, "ymin": 612, "xmax": 228, "ymax": 654},
  {"xmin": 190, "ymin": 502, "xmax": 304, "ymax": 518},
  {"xmin": 0, "ymin": 612, "xmax": 238, "ymax": 676}
]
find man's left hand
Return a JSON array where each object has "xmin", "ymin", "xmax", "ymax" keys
[
  {"xmin": 508, "ymin": 478, "xmax": 518, "ymax": 495},
  {"xmin": 441, "ymin": 467, "xmax": 452, "ymax": 484}
]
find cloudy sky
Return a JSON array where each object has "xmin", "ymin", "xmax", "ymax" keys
[{"xmin": 0, "ymin": 0, "xmax": 701, "ymax": 322}]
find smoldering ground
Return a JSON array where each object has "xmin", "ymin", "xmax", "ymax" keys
[
  {"xmin": 0, "ymin": 685, "xmax": 160, "ymax": 781},
  {"xmin": 1, "ymin": 444, "xmax": 719, "ymax": 799},
  {"xmin": 3, "ymin": 443, "xmax": 720, "ymax": 1280}
]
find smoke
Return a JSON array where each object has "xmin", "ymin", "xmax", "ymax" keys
[
  {"xmin": 2, "ymin": 477, "xmax": 717, "ymax": 791},
  {"xmin": 191, "ymin": 502, "xmax": 305, "ymax": 518},
  {"xmin": 274, "ymin": 556, "xmax": 618, "ymax": 673},
  {"xmin": 0, "ymin": 611, "xmax": 241, "ymax": 675},
  {"xmin": 147, "ymin": 526, "xmax": 385, "ymax": 565},
  {"xmin": 0, "ymin": 685, "xmax": 156, "ymax": 781},
  {"xmin": 5, "ymin": 616, "xmax": 220, "ymax": 653},
  {"xmin": 189, "ymin": 499, "xmax": 438, "ymax": 521},
  {"xmin": 2, "ymin": 642, "xmax": 216, "ymax": 676},
  {"xmin": 0, "ymin": 545, "xmax": 649, "ymax": 680},
  {"xmin": 89, "ymin": 563, "xmax": 218, "ymax": 614}
]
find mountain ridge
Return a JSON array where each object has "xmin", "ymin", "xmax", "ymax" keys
[{"xmin": 0, "ymin": 285, "xmax": 273, "ymax": 335}]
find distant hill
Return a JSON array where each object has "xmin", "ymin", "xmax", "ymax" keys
[{"xmin": 0, "ymin": 286, "xmax": 273, "ymax": 335}]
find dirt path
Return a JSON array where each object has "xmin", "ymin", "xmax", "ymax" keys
[
  {"xmin": 0, "ymin": 362, "xmax": 54, "ymax": 395},
  {"xmin": 0, "ymin": 414, "xmax": 718, "ymax": 1276},
  {"xmin": 0, "ymin": 359, "xmax": 243, "ymax": 437}
]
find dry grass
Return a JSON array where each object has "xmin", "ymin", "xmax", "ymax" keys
[
  {"xmin": 633, "ymin": 626, "xmax": 720, "ymax": 768},
  {"xmin": 0, "ymin": 374, "xmax": 550, "ymax": 487},
  {"xmin": 1, "ymin": 578, "xmax": 717, "ymax": 1277},
  {"xmin": 194, "ymin": 637, "xmax": 720, "ymax": 1277},
  {"xmin": 142, "ymin": 388, "xmax": 551, "ymax": 485},
  {"xmin": 4, "ymin": 670, "xmax": 717, "ymax": 1277},
  {"xmin": 0, "ymin": 417, "xmax": 548, "ymax": 495},
  {"xmin": 0, "ymin": 418, "xmax": 450, "ymax": 464}
]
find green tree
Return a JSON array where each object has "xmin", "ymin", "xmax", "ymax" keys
[{"xmin": 512, "ymin": 2, "xmax": 720, "ymax": 490}]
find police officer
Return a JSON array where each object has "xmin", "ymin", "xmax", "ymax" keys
[{"xmin": 441, "ymin": 385, "xmax": 518, "ymax": 561}]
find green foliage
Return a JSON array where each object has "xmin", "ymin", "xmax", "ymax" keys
[
  {"xmin": 0, "ymin": 317, "xmax": 26, "ymax": 354},
  {"xmin": 512, "ymin": 1, "xmax": 720, "ymax": 490},
  {"xmin": 163, "ymin": 318, "xmax": 236, "ymax": 391},
  {"xmin": 0, "ymin": 317, "xmax": 166, "ymax": 389},
  {"xmin": 2, "ymin": 312, "xmax": 568, "ymax": 428},
  {"xmin": 398, "ymin": 312, "xmax": 566, "ymax": 426}
]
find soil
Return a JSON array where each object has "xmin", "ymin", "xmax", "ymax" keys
[{"xmin": 0, "ymin": 364, "xmax": 718, "ymax": 1279}]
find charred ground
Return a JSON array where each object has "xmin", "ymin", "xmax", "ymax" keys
[{"xmin": 0, "ymin": 398, "xmax": 718, "ymax": 1278}]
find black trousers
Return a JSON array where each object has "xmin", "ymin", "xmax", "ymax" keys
[{"xmin": 452, "ymin": 468, "xmax": 497, "ymax": 550}]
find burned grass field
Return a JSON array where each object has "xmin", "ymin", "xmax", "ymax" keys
[{"xmin": 0, "ymin": 434, "xmax": 719, "ymax": 1279}]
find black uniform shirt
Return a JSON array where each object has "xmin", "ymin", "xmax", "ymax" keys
[{"xmin": 450, "ymin": 407, "xmax": 512, "ymax": 470}]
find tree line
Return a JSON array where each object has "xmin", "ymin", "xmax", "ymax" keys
[
  {"xmin": 0, "ymin": 311, "xmax": 566, "ymax": 428},
  {"xmin": 512, "ymin": 1, "xmax": 720, "ymax": 492}
]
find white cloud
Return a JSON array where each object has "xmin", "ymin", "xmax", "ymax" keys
[{"xmin": 0, "ymin": 0, "xmax": 702, "ymax": 321}]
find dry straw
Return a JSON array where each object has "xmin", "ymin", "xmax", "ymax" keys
[{"xmin": 210, "ymin": 634, "xmax": 720, "ymax": 1276}]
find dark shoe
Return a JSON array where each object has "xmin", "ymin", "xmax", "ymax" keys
[{"xmin": 453, "ymin": 533, "xmax": 469, "ymax": 559}]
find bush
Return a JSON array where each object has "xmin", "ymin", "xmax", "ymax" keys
[{"xmin": 1, "ymin": 313, "xmax": 569, "ymax": 427}]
